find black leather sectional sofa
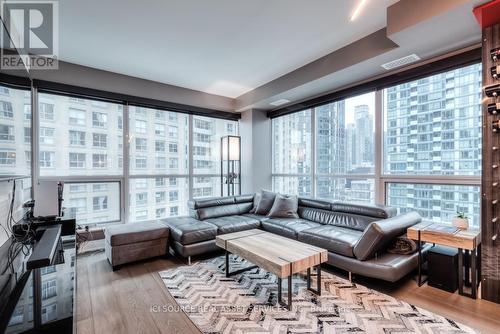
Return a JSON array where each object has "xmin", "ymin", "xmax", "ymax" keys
[{"xmin": 161, "ymin": 194, "xmax": 428, "ymax": 282}]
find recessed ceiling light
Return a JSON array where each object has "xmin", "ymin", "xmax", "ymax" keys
[
  {"xmin": 350, "ymin": 0, "xmax": 369, "ymax": 21},
  {"xmin": 270, "ymin": 99, "xmax": 290, "ymax": 106},
  {"xmin": 381, "ymin": 54, "xmax": 421, "ymax": 70}
]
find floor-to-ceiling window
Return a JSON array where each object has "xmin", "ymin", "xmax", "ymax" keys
[
  {"xmin": 38, "ymin": 94, "xmax": 124, "ymax": 224},
  {"xmin": 128, "ymin": 106, "xmax": 190, "ymax": 222},
  {"xmin": 272, "ymin": 93, "xmax": 375, "ymax": 202},
  {"xmin": 32, "ymin": 92, "xmax": 238, "ymax": 225},
  {"xmin": 192, "ymin": 116, "xmax": 239, "ymax": 198},
  {"xmin": 383, "ymin": 63, "xmax": 482, "ymax": 226},
  {"xmin": 0, "ymin": 85, "xmax": 31, "ymax": 177},
  {"xmin": 271, "ymin": 62, "xmax": 481, "ymax": 227},
  {"xmin": 316, "ymin": 92, "xmax": 375, "ymax": 203},
  {"xmin": 272, "ymin": 109, "xmax": 312, "ymax": 196}
]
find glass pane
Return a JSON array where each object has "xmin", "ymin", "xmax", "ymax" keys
[
  {"xmin": 316, "ymin": 177, "xmax": 374, "ymax": 203},
  {"xmin": 272, "ymin": 176, "xmax": 312, "ymax": 196},
  {"xmin": 383, "ymin": 63, "xmax": 482, "ymax": 175},
  {"xmin": 316, "ymin": 92, "xmax": 375, "ymax": 174},
  {"xmin": 129, "ymin": 107, "xmax": 189, "ymax": 175},
  {"xmin": 386, "ymin": 183, "xmax": 480, "ymax": 228},
  {"xmin": 39, "ymin": 94, "xmax": 123, "ymax": 176},
  {"xmin": 63, "ymin": 182, "xmax": 120, "ymax": 224},
  {"xmin": 40, "ymin": 243, "xmax": 75, "ymax": 325},
  {"xmin": 0, "ymin": 85, "xmax": 31, "ymax": 176},
  {"xmin": 129, "ymin": 177, "xmax": 188, "ymax": 222},
  {"xmin": 192, "ymin": 116, "xmax": 239, "ymax": 174},
  {"xmin": 272, "ymin": 110, "xmax": 311, "ymax": 174},
  {"xmin": 192, "ymin": 176, "xmax": 231, "ymax": 199}
]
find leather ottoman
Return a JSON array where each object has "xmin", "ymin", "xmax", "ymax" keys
[{"xmin": 104, "ymin": 221, "xmax": 170, "ymax": 270}]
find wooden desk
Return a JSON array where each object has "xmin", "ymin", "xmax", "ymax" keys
[{"xmin": 408, "ymin": 222, "xmax": 481, "ymax": 299}]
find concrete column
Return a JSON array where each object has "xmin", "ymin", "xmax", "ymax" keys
[{"xmin": 240, "ymin": 109, "xmax": 272, "ymax": 194}]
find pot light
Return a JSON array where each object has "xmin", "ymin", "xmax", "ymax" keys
[{"xmin": 350, "ymin": 0, "xmax": 369, "ymax": 21}]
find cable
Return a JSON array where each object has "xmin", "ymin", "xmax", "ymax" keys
[{"xmin": 2, "ymin": 180, "xmax": 37, "ymax": 275}]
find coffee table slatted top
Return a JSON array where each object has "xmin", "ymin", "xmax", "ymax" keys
[{"xmin": 216, "ymin": 229, "xmax": 328, "ymax": 278}]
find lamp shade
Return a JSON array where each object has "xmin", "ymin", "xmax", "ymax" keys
[{"xmin": 221, "ymin": 135, "xmax": 240, "ymax": 161}]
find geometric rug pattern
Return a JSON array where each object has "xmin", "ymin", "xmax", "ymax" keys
[{"xmin": 159, "ymin": 255, "xmax": 478, "ymax": 334}]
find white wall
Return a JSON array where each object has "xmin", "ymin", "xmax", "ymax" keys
[{"xmin": 240, "ymin": 109, "xmax": 272, "ymax": 194}]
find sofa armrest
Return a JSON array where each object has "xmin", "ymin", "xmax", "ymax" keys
[{"xmin": 353, "ymin": 211, "xmax": 421, "ymax": 261}]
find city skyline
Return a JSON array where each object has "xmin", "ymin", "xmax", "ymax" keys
[
  {"xmin": 0, "ymin": 86, "xmax": 239, "ymax": 225},
  {"xmin": 0, "ymin": 62, "xmax": 483, "ymax": 227},
  {"xmin": 272, "ymin": 63, "xmax": 482, "ymax": 226}
]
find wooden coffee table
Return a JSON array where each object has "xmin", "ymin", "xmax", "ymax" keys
[{"xmin": 215, "ymin": 229, "xmax": 328, "ymax": 309}]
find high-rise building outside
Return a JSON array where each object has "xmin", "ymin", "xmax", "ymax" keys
[
  {"xmin": 316, "ymin": 101, "xmax": 346, "ymax": 175},
  {"xmin": 354, "ymin": 104, "xmax": 374, "ymax": 166},
  {"xmin": 0, "ymin": 86, "xmax": 238, "ymax": 225},
  {"xmin": 346, "ymin": 123, "xmax": 356, "ymax": 171},
  {"xmin": 272, "ymin": 109, "xmax": 312, "ymax": 196},
  {"xmin": 384, "ymin": 63, "xmax": 482, "ymax": 226},
  {"xmin": 273, "ymin": 94, "xmax": 376, "ymax": 202}
]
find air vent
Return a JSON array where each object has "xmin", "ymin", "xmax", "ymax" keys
[
  {"xmin": 381, "ymin": 54, "xmax": 421, "ymax": 70},
  {"xmin": 270, "ymin": 99, "xmax": 290, "ymax": 106}
]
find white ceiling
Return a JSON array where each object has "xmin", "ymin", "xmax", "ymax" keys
[
  {"xmin": 246, "ymin": 0, "xmax": 484, "ymax": 110},
  {"xmin": 59, "ymin": 0, "xmax": 399, "ymax": 98}
]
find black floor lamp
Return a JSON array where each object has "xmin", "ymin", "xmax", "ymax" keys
[{"xmin": 220, "ymin": 135, "xmax": 241, "ymax": 196}]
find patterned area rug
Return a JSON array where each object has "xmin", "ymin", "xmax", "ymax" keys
[{"xmin": 159, "ymin": 255, "xmax": 477, "ymax": 334}]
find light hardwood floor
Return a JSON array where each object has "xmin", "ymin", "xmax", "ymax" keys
[{"xmin": 76, "ymin": 242, "xmax": 500, "ymax": 334}]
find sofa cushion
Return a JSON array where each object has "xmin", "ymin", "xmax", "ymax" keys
[
  {"xmin": 353, "ymin": 211, "xmax": 422, "ymax": 261},
  {"xmin": 298, "ymin": 225, "xmax": 362, "ymax": 258},
  {"xmin": 171, "ymin": 239, "xmax": 219, "ymax": 257},
  {"xmin": 204, "ymin": 215, "xmax": 260, "ymax": 234},
  {"xmin": 241, "ymin": 213, "xmax": 269, "ymax": 222},
  {"xmin": 267, "ymin": 194, "xmax": 299, "ymax": 218},
  {"xmin": 105, "ymin": 221, "xmax": 169, "ymax": 246},
  {"xmin": 298, "ymin": 206, "xmax": 377, "ymax": 231},
  {"xmin": 161, "ymin": 217, "xmax": 217, "ymax": 245},
  {"xmin": 255, "ymin": 190, "xmax": 277, "ymax": 215},
  {"xmin": 327, "ymin": 244, "xmax": 432, "ymax": 282},
  {"xmin": 249, "ymin": 192, "xmax": 261, "ymax": 213},
  {"xmin": 261, "ymin": 218, "xmax": 321, "ymax": 239}
]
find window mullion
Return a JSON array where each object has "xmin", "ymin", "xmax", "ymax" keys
[
  {"xmin": 31, "ymin": 85, "xmax": 39, "ymax": 199},
  {"xmin": 188, "ymin": 114, "xmax": 194, "ymax": 200},
  {"xmin": 123, "ymin": 103, "xmax": 130, "ymax": 223},
  {"xmin": 375, "ymin": 89, "xmax": 384, "ymax": 205},
  {"xmin": 311, "ymin": 107, "xmax": 316, "ymax": 197}
]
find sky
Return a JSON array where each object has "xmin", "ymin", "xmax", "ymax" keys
[{"xmin": 344, "ymin": 91, "xmax": 375, "ymax": 124}]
